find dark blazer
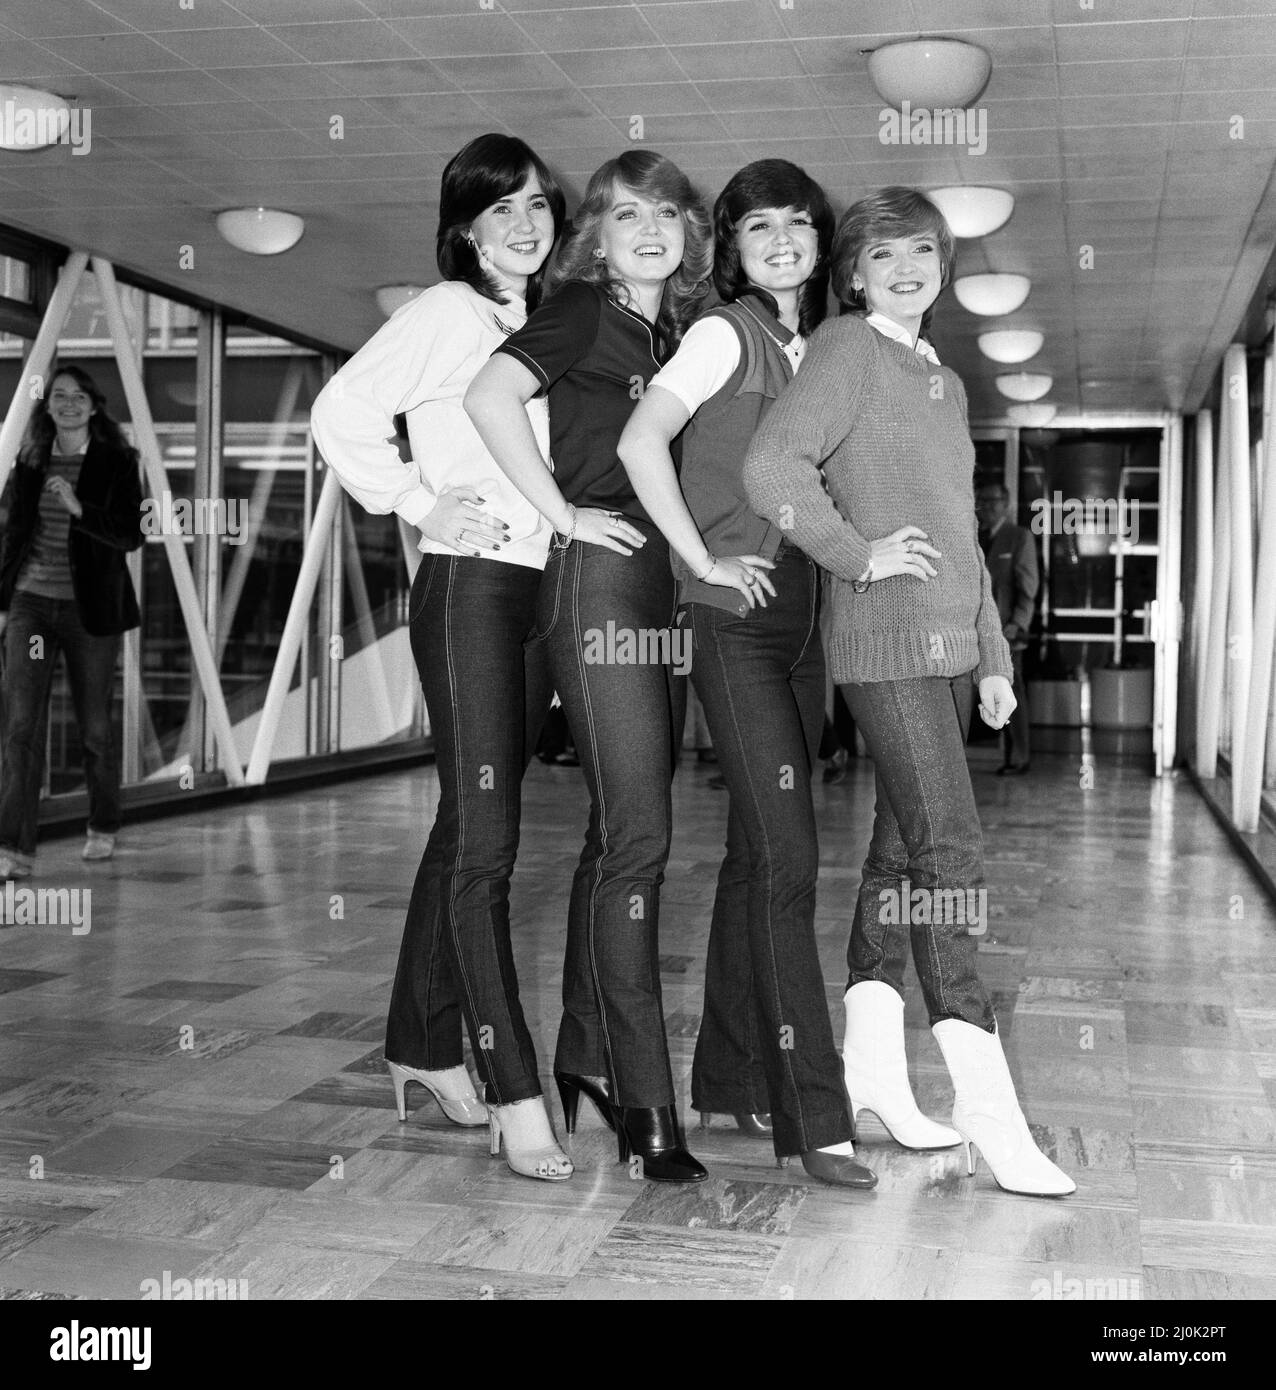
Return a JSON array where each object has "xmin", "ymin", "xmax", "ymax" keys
[
  {"xmin": 979, "ymin": 518, "xmax": 1039, "ymax": 651},
  {"xmin": 0, "ymin": 437, "xmax": 143, "ymax": 635}
]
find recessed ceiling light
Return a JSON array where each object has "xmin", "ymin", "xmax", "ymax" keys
[
  {"xmin": 868, "ymin": 38, "xmax": 992, "ymax": 110},
  {"xmin": 997, "ymin": 373, "xmax": 1053, "ymax": 402},
  {"xmin": 979, "ymin": 330, "xmax": 1044, "ymax": 363},
  {"xmin": 926, "ymin": 187, "xmax": 1014, "ymax": 238},
  {"xmin": 953, "ymin": 273, "xmax": 1031, "ymax": 316},
  {"xmin": 216, "ymin": 208, "xmax": 305, "ymax": 255}
]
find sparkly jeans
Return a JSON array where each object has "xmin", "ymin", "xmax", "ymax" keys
[{"xmin": 840, "ymin": 675, "xmax": 996, "ymax": 1030}]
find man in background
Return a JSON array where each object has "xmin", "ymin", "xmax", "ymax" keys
[{"xmin": 977, "ymin": 482, "xmax": 1039, "ymax": 775}]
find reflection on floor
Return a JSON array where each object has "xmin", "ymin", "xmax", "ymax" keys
[{"xmin": 1, "ymin": 747, "xmax": 1274, "ymax": 1301}]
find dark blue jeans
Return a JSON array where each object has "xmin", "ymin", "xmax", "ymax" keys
[
  {"xmin": 385, "ymin": 554, "xmax": 554, "ymax": 1104},
  {"xmin": 538, "ymin": 521, "xmax": 685, "ymax": 1108},
  {"xmin": 687, "ymin": 545, "xmax": 852, "ymax": 1155},
  {"xmin": 0, "ymin": 590, "xmax": 122, "ymax": 857},
  {"xmin": 841, "ymin": 675, "xmax": 996, "ymax": 1031}
]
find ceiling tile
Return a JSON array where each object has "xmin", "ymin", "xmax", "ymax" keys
[
  {"xmin": 213, "ymin": 64, "xmax": 354, "ymax": 100},
  {"xmin": 152, "ymin": 27, "xmax": 306, "ymax": 69},
  {"xmin": 436, "ymin": 53, "xmax": 574, "ymax": 91},
  {"xmin": 514, "ymin": 6, "xmax": 662, "ymax": 50},
  {"xmin": 672, "ymin": 40, "xmax": 806, "ymax": 82},
  {"xmin": 638, "ymin": 0, "xmax": 788, "ymax": 45},
  {"xmin": 579, "ymin": 82, "xmax": 712, "ymax": 117},
  {"xmin": 37, "ymin": 32, "xmax": 196, "ymax": 73},
  {"xmin": 97, "ymin": 69, "xmax": 242, "ymax": 104},
  {"xmin": 551, "ymin": 46, "xmax": 684, "ymax": 85},
  {"xmin": 0, "ymin": 0, "xmax": 130, "ymax": 37},
  {"xmin": 321, "ymin": 59, "xmax": 455, "ymax": 95},
  {"xmin": 387, "ymin": 14, "xmax": 544, "ymax": 58},
  {"xmin": 1058, "ymin": 59, "xmax": 1183, "ymax": 97},
  {"xmin": 1055, "ymin": 19, "xmax": 1189, "ymax": 63},
  {"xmin": 94, "ymin": 0, "xmax": 248, "ymax": 25},
  {"xmin": 264, "ymin": 21, "xmax": 408, "ymax": 63}
]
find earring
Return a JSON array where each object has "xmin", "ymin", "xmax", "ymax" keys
[{"xmin": 592, "ymin": 248, "xmax": 605, "ymax": 260}]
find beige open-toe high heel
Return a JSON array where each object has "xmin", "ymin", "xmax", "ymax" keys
[
  {"xmin": 386, "ymin": 1060, "xmax": 487, "ymax": 1126},
  {"xmin": 488, "ymin": 1096, "xmax": 573, "ymax": 1182}
]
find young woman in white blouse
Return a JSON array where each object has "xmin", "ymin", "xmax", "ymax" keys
[
  {"xmin": 616, "ymin": 160, "xmax": 875, "ymax": 1188},
  {"xmin": 310, "ymin": 134, "xmax": 574, "ymax": 1182}
]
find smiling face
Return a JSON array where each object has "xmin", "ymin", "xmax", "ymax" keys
[
  {"xmin": 735, "ymin": 205, "xmax": 818, "ymax": 295},
  {"xmin": 852, "ymin": 231, "xmax": 944, "ymax": 335},
  {"xmin": 467, "ymin": 172, "xmax": 556, "ymax": 291},
  {"xmin": 597, "ymin": 185, "xmax": 687, "ymax": 294},
  {"xmin": 47, "ymin": 374, "xmax": 94, "ymax": 434}
]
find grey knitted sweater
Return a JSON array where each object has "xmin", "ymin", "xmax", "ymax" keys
[{"xmin": 743, "ymin": 313, "xmax": 1011, "ymax": 686}]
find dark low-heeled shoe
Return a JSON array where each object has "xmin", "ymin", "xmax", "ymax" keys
[
  {"xmin": 615, "ymin": 1106, "xmax": 708, "ymax": 1183},
  {"xmin": 780, "ymin": 1149, "xmax": 878, "ymax": 1189},
  {"xmin": 698, "ymin": 1111, "xmax": 773, "ymax": 1137},
  {"xmin": 554, "ymin": 1071, "xmax": 616, "ymax": 1135}
]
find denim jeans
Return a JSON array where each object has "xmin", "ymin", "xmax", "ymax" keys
[
  {"xmin": 0, "ymin": 591, "xmax": 122, "ymax": 857},
  {"xmin": 385, "ymin": 554, "xmax": 554, "ymax": 1104},
  {"xmin": 538, "ymin": 521, "xmax": 685, "ymax": 1108},
  {"xmin": 686, "ymin": 545, "xmax": 853, "ymax": 1155},
  {"xmin": 841, "ymin": 675, "xmax": 996, "ymax": 1031}
]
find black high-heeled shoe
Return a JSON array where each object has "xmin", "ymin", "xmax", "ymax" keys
[
  {"xmin": 554, "ymin": 1071, "xmax": 617, "ymax": 1136},
  {"xmin": 698, "ymin": 1111, "xmax": 773, "ymax": 1137},
  {"xmin": 779, "ymin": 1149, "xmax": 877, "ymax": 1189},
  {"xmin": 615, "ymin": 1106, "xmax": 708, "ymax": 1183}
]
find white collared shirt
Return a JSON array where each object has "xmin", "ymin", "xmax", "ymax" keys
[{"xmin": 864, "ymin": 310, "xmax": 940, "ymax": 366}]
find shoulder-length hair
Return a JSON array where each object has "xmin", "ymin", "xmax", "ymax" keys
[
  {"xmin": 436, "ymin": 133, "xmax": 566, "ymax": 312},
  {"xmin": 18, "ymin": 364, "xmax": 137, "ymax": 470},
  {"xmin": 549, "ymin": 149, "xmax": 712, "ymax": 351},
  {"xmin": 830, "ymin": 186, "xmax": 957, "ymax": 336},
  {"xmin": 712, "ymin": 159, "xmax": 834, "ymax": 337}
]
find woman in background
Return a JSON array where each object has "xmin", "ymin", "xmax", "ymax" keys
[
  {"xmin": 311, "ymin": 134, "xmax": 574, "ymax": 1182},
  {"xmin": 466, "ymin": 149, "xmax": 712, "ymax": 1183},
  {"xmin": 618, "ymin": 159, "xmax": 874, "ymax": 1188},
  {"xmin": 0, "ymin": 365, "xmax": 142, "ymax": 878},
  {"xmin": 744, "ymin": 187, "xmax": 1074, "ymax": 1197}
]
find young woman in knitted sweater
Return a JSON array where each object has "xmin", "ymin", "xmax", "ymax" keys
[{"xmin": 743, "ymin": 187, "xmax": 1074, "ymax": 1198}]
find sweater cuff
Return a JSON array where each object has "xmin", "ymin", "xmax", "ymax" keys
[
  {"xmin": 394, "ymin": 486, "xmax": 438, "ymax": 528},
  {"xmin": 975, "ymin": 633, "xmax": 1013, "ymax": 686}
]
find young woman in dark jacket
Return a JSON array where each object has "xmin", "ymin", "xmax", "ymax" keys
[{"xmin": 0, "ymin": 365, "xmax": 142, "ymax": 877}]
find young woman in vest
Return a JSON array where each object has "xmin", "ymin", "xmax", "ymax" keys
[
  {"xmin": 615, "ymin": 160, "xmax": 873, "ymax": 1188},
  {"xmin": 465, "ymin": 150, "xmax": 712, "ymax": 1183},
  {"xmin": 743, "ymin": 188, "xmax": 1074, "ymax": 1196},
  {"xmin": 311, "ymin": 134, "xmax": 575, "ymax": 1182},
  {"xmin": 0, "ymin": 365, "xmax": 142, "ymax": 878}
]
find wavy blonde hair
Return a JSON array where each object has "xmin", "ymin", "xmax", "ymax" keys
[{"xmin": 549, "ymin": 149, "xmax": 712, "ymax": 350}]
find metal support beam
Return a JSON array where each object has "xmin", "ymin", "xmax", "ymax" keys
[
  {"xmin": 245, "ymin": 465, "xmax": 342, "ymax": 784},
  {"xmin": 1223, "ymin": 345, "xmax": 1253, "ymax": 823},
  {"xmin": 1197, "ymin": 384, "xmax": 1231, "ymax": 778},
  {"xmin": 91, "ymin": 256, "xmax": 244, "ymax": 786},
  {"xmin": 1238, "ymin": 311, "xmax": 1276, "ymax": 831}
]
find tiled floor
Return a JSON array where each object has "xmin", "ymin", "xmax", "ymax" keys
[{"xmin": 1, "ymin": 746, "xmax": 1274, "ymax": 1301}]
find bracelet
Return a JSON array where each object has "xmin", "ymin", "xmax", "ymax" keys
[
  {"xmin": 851, "ymin": 558, "xmax": 874, "ymax": 594},
  {"xmin": 553, "ymin": 503, "xmax": 577, "ymax": 551},
  {"xmin": 696, "ymin": 552, "xmax": 716, "ymax": 581}
]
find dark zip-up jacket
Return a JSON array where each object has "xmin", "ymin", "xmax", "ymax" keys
[{"xmin": 0, "ymin": 438, "xmax": 143, "ymax": 635}]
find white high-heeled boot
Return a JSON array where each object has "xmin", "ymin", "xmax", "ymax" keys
[
  {"xmin": 843, "ymin": 981, "xmax": 960, "ymax": 1149},
  {"xmin": 386, "ymin": 1061, "xmax": 487, "ymax": 1126},
  {"xmin": 932, "ymin": 1019, "xmax": 1076, "ymax": 1196}
]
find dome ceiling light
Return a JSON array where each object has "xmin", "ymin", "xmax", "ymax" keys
[
  {"xmin": 996, "ymin": 373, "xmax": 1053, "ymax": 402},
  {"xmin": 978, "ymin": 330, "xmax": 1044, "ymax": 364},
  {"xmin": 216, "ymin": 208, "xmax": 305, "ymax": 255},
  {"xmin": 868, "ymin": 38, "xmax": 992, "ymax": 110},
  {"xmin": 925, "ymin": 187, "xmax": 1014, "ymax": 238},
  {"xmin": 953, "ymin": 273, "xmax": 1031, "ymax": 316}
]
